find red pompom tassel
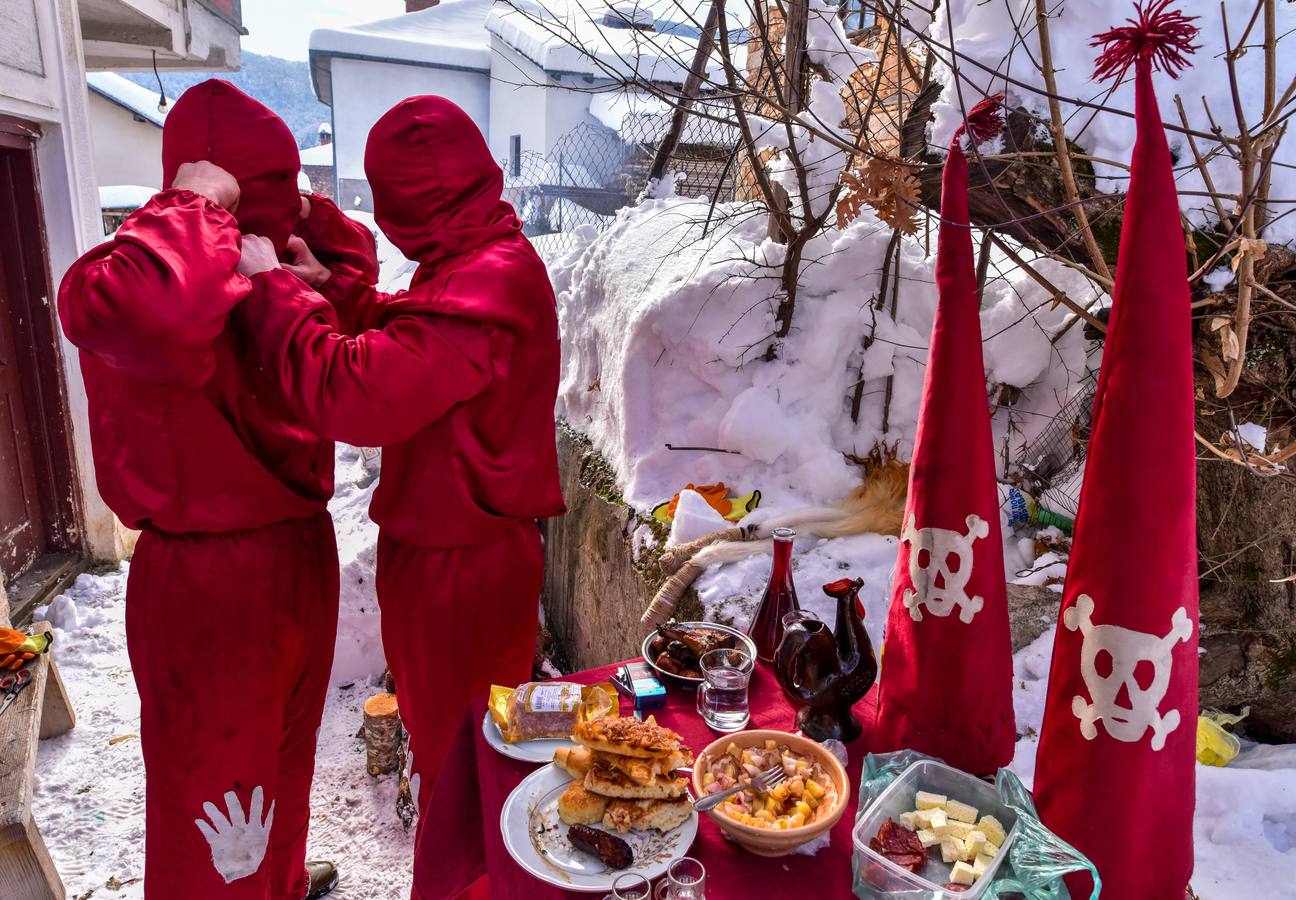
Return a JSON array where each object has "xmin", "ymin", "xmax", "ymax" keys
[
  {"xmin": 1091, "ymin": 0, "xmax": 1200, "ymax": 82},
  {"xmin": 952, "ymin": 93, "xmax": 1006, "ymax": 148}
]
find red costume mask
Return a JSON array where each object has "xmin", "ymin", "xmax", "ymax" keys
[
  {"xmin": 162, "ymin": 79, "xmax": 301, "ymax": 254},
  {"xmin": 364, "ymin": 95, "xmax": 521, "ymax": 264}
]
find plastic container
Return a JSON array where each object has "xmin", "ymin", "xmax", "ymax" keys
[{"xmin": 852, "ymin": 759, "xmax": 1019, "ymax": 899}]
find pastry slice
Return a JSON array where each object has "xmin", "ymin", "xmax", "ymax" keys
[{"xmin": 572, "ymin": 716, "xmax": 684, "ymax": 759}]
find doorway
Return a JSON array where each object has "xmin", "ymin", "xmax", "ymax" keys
[{"xmin": 0, "ymin": 118, "xmax": 84, "ymax": 612}]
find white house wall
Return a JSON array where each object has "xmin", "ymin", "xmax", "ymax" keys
[
  {"xmin": 488, "ymin": 36, "xmax": 605, "ymax": 163},
  {"xmin": 0, "ymin": 0, "xmax": 129, "ymax": 562},
  {"xmin": 86, "ymin": 93, "xmax": 163, "ymax": 189},
  {"xmin": 330, "ymin": 56, "xmax": 489, "ymax": 211}
]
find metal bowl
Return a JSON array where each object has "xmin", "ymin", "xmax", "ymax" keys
[{"xmin": 640, "ymin": 621, "xmax": 757, "ymax": 688}]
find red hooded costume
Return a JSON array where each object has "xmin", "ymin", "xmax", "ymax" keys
[
  {"xmin": 1034, "ymin": 6, "xmax": 1201, "ymax": 897},
  {"xmin": 867, "ymin": 97, "xmax": 1017, "ymax": 775},
  {"xmin": 58, "ymin": 80, "xmax": 371, "ymax": 898},
  {"xmin": 240, "ymin": 96, "xmax": 565, "ymax": 894}
]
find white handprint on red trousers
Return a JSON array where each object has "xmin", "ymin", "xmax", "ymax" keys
[{"xmin": 194, "ymin": 785, "xmax": 275, "ymax": 883}]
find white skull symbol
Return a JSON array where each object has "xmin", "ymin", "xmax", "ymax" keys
[
  {"xmin": 900, "ymin": 512, "xmax": 989, "ymax": 624},
  {"xmin": 1064, "ymin": 594, "xmax": 1193, "ymax": 750}
]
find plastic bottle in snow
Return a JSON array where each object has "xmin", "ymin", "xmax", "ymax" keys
[{"xmin": 998, "ymin": 483, "xmax": 1073, "ymax": 535}]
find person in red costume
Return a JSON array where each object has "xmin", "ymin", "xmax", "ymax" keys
[
  {"xmin": 236, "ymin": 95, "xmax": 566, "ymax": 892},
  {"xmin": 57, "ymin": 80, "xmax": 372, "ymax": 899}
]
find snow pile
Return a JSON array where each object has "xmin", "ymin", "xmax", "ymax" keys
[
  {"xmin": 920, "ymin": 0, "xmax": 1296, "ymax": 245},
  {"xmin": 554, "ymin": 195, "xmax": 1094, "ymax": 515},
  {"xmin": 329, "ymin": 444, "xmax": 385, "ymax": 684}
]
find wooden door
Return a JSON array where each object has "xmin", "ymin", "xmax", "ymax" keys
[
  {"xmin": 0, "ymin": 232, "xmax": 45, "ymax": 579},
  {"xmin": 0, "ymin": 122, "xmax": 83, "ymax": 586}
]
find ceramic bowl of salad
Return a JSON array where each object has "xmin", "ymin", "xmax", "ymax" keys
[{"xmin": 691, "ymin": 729, "xmax": 849, "ymax": 857}]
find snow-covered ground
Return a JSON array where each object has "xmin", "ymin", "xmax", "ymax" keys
[{"xmin": 29, "ymin": 517, "xmax": 1296, "ymax": 898}]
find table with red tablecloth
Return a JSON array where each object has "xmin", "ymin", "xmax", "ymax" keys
[{"xmin": 422, "ymin": 660, "xmax": 875, "ymax": 899}]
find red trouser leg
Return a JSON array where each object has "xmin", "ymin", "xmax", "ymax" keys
[
  {"xmin": 376, "ymin": 523, "xmax": 542, "ymax": 898},
  {"xmin": 127, "ymin": 513, "xmax": 339, "ymax": 899}
]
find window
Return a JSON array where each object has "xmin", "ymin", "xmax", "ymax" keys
[{"xmin": 509, "ymin": 135, "xmax": 522, "ymax": 178}]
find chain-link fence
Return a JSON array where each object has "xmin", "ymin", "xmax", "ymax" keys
[
  {"xmin": 1009, "ymin": 373, "xmax": 1098, "ymax": 516},
  {"xmin": 504, "ymin": 110, "xmax": 741, "ymax": 259}
]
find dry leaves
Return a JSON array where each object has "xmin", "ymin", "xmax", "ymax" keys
[{"xmin": 836, "ymin": 157, "xmax": 921, "ymax": 234}]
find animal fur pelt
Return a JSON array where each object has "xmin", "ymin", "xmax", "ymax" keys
[{"xmin": 641, "ymin": 461, "xmax": 909, "ymax": 628}]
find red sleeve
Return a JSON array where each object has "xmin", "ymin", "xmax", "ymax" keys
[
  {"xmin": 294, "ymin": 193, "xmax": 389, "ymax": 333},
  {"xmin": 57, "ymin": 190, "xmax": 249, "ymax": 386},
  {"xmin": 295, "ymin": 194, "xmax": 379, "ymax": 283},
  {"xmin": 242, "ymin": 269, "xmax": 501, "ymax": 447}
]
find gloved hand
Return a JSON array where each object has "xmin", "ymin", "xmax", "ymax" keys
[{"xmin": 0, "ymin": 628, "xmax": 51, "ymax": 670}]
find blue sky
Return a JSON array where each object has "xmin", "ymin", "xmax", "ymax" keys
[{"xmin": 240, "ymin": 0, "xmax": 407, "ymax": 60}]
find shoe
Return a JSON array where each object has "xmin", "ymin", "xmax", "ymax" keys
[{"xmin": 305, "ymin": 860, "xmax": 339, "ymax": 899}]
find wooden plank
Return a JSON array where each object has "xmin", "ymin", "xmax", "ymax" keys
[
  {"xmin": 0, "ymin": 816, "xmax": 64, "ymax": 900},
  {"xmin": 5, "ymin": 554, "xmax": 84, "ymax": 628},
  {"xmin": 0, "ymin": 621, "xmax": 67, "ymax": 898}
]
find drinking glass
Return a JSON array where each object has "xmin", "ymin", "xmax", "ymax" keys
[
  {"xmin": 610, "ymin": 873, "xmax": 651, "ymax": 899},
  {"xmin": 667, "ymin": 857, "xmax": 706, "ymax": 899},
  {"xmin": 695, "ymin": 647, "xmax": 753, "ymax": 732}
]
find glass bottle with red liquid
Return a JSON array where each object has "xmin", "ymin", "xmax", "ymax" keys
[{"xmin": 748, "ymin": 527, "xmax": 800, "ymax": 662}]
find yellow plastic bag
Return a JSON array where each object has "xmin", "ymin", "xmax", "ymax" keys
[{"xmin": 1196, "ymin": 707, "xmax": 1249, "ymax": 767}]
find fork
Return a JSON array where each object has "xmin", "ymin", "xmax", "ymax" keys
[{"xmin": 693, "ymin": 764, "xmax": 787, "ymax": 813}]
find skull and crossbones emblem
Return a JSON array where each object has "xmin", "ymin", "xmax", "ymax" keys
[
  {"xmin": 900, "ymin": 512, "xmax": 989, "ymax": 624},
  {"xmin": 1064, "ymin": 594, "xmax": 1193, "ymax": 751}
]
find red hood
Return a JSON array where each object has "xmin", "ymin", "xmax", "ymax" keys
[
  {"xmin": 364, "ymin": 96, "xmax": 521, "ymax": 264},
  {"xmin": 162, "ymin": 79, "xmax": 301, "ymax": 254}
]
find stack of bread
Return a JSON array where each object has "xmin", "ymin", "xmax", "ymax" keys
[{"xmin": 555, "ymin": 716, "xmax": 693, "ymax": 834}]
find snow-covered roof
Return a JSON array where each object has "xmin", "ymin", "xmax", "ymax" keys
[
  {"xmin": 87, "ymin": 73, "xmax": 168, "ymax": 128},
  {"xmin": 99, "ymin": 184, "xmax": 156, "ymax": 209},
  {"xmin": 486, "ymin": 0, "xmax": 703, "ymax": 80},
  {"xmin": 310, "ymin": 0, "xmax": 494, "ymax": 103},
  {"xmin": 300, "ymin": 143, "xmax": 334, "ymax": 166},
  {"xmin": 318, "ymin": 122, "xmax": 332, "ymax": 135}
]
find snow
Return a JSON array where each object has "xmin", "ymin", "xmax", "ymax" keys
[
  {"xmin": 667, "ymin": 488, "xmax": 730, "ymax": 546},
  {"xmin": 917, "ymin": 0, "xmax": 1296, "ymax": 246},
  {"xmin": 553, "ymin": 195, "xmax": 1094, "ymax": 518},
  {"xmin": 87, "ymin": 73, "xmax": 167, "ymax": 128},
  {"xmin": 99, "ymin": 184, "xmax": 156, "ymax": 210},
  {"xmin": 486, "ymin": 0, "xmax": 738, "ymax": 81},
  {"xmin": 310, "ymin": 0, "xmax": 495, "ymax": 73},
  {"xmin": 300, "ymin": 143, "xmax": 335, "ymax": 166},
  {"xmin": 1238, "ymin": 422, "xmax": 1267, "ymax": 453}
]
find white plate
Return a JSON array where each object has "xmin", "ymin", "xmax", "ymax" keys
[
  {"xmin": 500, "ymin": 764, "xmax": 699, "ymax": 892},
  {"xmin": 482, "ymin": 711, "xmax": 575, "ymax": 764}
]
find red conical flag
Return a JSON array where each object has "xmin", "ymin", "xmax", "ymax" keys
[
  {"xmin": 868, "ymin": 95, "xmax": 1016, "ymax": 775},
  {"xmin": 1033, "ymin": 4, "xmax": 1201, "ymax": 898}
]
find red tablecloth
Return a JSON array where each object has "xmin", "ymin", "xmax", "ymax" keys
[{"xmin": 423, "ymin": 661, "xmax": 872, "ymax": 899}]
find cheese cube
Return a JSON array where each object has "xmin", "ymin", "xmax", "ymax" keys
[
  {"xmin": 977, "ymin": 815, "xmax": 1007, "ymax": 845},
  {"xmin": 949, "ymin": 861, "xmax": 977, "ymax": 886},
  {"xmin": 963, "ymin": 830, "xmax": 988, "ymax": 859},
  {"xmin": 944, "ymin": 798, "xmax": 979, "ymax": 823},
  {"xmin": 914, "ymin": 808, "xmax": 947, "ymax": 830},
  {"xmin": 982, "ymin": 840, "xmax": 1001, "ymax": 859},
  {"xmin": 915, "ymin": 791, "xmax": 947, "ymax": 811},
  {"xmin": 973, "ymin": 854, "xmax": 995, "ymax": 878},
  {"xmin": 898, "ymin": 811, "xmax": 918, "ymax": 830},
  {"xmin": 916, "ymin": 828, "xmax": 941, "ymax": 849},
  {"xmin": 935, "ymin": 819, "xmax": 973, "ymax": 840},
  {"xmin": 940, "ymin": 838, "xmax": 965, "ymax": 863}
]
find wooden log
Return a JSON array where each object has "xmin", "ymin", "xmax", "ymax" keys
[
  {"xmin": 362, "ymin": 692, "xmax": 402, "ymax": 776},
  {"xmin": 0, "ymin": 623, "xmax": 68, "ymax": 899}
]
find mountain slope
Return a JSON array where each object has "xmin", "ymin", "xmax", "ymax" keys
[{"xmin": 122, "ymin": 52, "xmax": 330, "ymax": 149}]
